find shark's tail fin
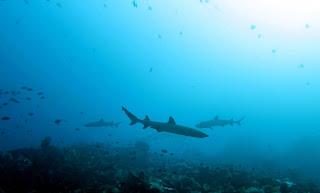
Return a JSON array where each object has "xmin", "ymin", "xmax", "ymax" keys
[
  {"xmin": 122, "ymin": 107, "xmax": 140, "ymax": 125},
  {"xmin": 236, "ymin": 117, "xmax": 245, "ymax": 126}
]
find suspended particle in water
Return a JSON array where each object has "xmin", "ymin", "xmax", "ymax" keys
[
  {"xmin": 298, "ymin": 64, "xmax": 304, "ymax": 69},
  {"xmin": 132, "ymin": 0, "xmax": 138, "ymax": 8},
  {"xmin": 250, "ymin": 24, "xmax": 257, "ymax": 30},
  {"xmin": 272, "ymin": 49, "xmax": 277, "ymax": 54},
  {"xmin": 56, "ymin": 2, "xmax": 62, "ymax": 8},
  {"xmin": 305, "ymin": 23, "xmax": 310, "ymax": 29},
  {"xmin": 200, "ymin": 0, "xmax": 210, "ymax": 3},
  {"xmin": 257, "ymin": 34, "xmax": 262, "ymax": 39}
]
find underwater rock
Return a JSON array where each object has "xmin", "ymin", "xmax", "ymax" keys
[
  {"xmin": 41, "ymin": 137, "xmax": 52, "ymax": 148},
  {"xmin": 134, "ymin": 141, "xmax": 150, "ymax": 153},
  {"xmin": 245, "ymin": 187, "xmax": 265, "ymax": 193},
  {"xmin": 0, "ymin": 143, "xmax": 319, "ymax": 193},
  {"xmin": 119, "ymin": 172, "xmax": 160, "ymax": 193}
]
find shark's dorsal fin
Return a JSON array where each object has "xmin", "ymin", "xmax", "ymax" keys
[
  {"xmin": 144, "ymin": 115, "xmax": 150, "ymax": 121},
  {"xmin": 168, "ymin": 116, "xmax": 176, "ymax": 125},
  {"xmin": 214, "ymin": 116, "xmax": 219, "ymax": 120}
]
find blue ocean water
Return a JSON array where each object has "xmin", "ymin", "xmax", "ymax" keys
[{"xmin": 1, "ymin": 0, "xmax": 320, "ymax": 186}]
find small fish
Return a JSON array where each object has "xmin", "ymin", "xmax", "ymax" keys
[
  {"xmin": 9, "ymin": 98, "xmax": 20, "ymax": 103},
  {"xmin": 75, "ymin": 128, "xmax": 80, "ymax": 131},
  {"xmin": 26, "ymin": 97, "xmax": 32, "ymax": 101},
  {"xmin": 28, "ymin": 112, "xmax": 34, "ymax": 116},
  {"xmin": 2, "ymin": 102, "xmax": 8, "ymax": 106},
  {"xmin": 54, "ymin": 119, "xmax": 63, "ymax": 125},
  {"xmin": 37, "ymin": 92, "xmax": 44, "ymax": 96},
  {"xmin": 161, "ymin": 149, "xmax": 168, "ymax": 153},
  {"xmin": 149, "ymin": 67, "xmax": 153, "ymax": 72},
  {"xmin": 40, "ymin": 96, "xmax": 45, "ymax": 100},
  {"xmin": 21, "ymin": 86, "xmax": 27, "ymax": 90},
  {"xmin": 27, "ymin": 88, "xmax": 33, "ymax": 91},
  {"xmin": 1, "ymin": 116, "xmax": 10, "ymax": 121}
]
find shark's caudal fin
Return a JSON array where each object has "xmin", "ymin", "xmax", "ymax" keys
[{"xmin": 122, "ymin": 107, "xmax": 140, "ymax": 125}]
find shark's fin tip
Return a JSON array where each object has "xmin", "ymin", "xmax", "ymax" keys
[{"xmin": 168, "ymin": 116, "xmax": 176, "ymax": 125}]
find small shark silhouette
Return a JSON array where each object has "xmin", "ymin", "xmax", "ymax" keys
[
  {"xmin": 85, "ymin": 119, "xmax": 121, "ymax": 128},
  {"xmin": 196, "ymin": 116, "xmax": 244, "ymax": 129},
  {"xmin": 122, "ymin": 107, "xmax": 208, "ymax": 138}
]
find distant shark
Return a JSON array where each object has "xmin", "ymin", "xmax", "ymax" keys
[
  {"xmin": 84, "ymin": 119, "xmax": 121, "ymax": 128},
  {"xmin": 196, "ymin": 116, "xmax": 244, "ymax": 129},
  {"xmin": 122, "ymin": 107, "xmax": 208, "ymax": 138}
]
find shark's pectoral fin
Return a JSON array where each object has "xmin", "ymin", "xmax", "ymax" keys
[
  {"xmin": 151, "ymin": 126, "xmax": 161, "ymax": 132},
  {"xmin": 168, "ymin": 116, "xmax": 176, "ymax": 125}
]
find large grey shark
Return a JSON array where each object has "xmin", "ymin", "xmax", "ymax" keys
[
  {"xmin": 84, "ymin": 119, "xmax": 121, "ymax": 128},
  {"xmin": 122, "ymin": 107, "xmax": 208, "ymax": 138},
  {"xmin": 196, "ymin": 116, "xmax": 244, "ymax": 129}
]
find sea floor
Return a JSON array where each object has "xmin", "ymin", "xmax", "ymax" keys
[{"xmin": 0, "ymin": 138, "xmax": 319, "ymax": 193}]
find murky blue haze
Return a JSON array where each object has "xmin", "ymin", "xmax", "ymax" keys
[{"xmin": 1, "ymin": 0, "xmax": 320, "ymax": 185}]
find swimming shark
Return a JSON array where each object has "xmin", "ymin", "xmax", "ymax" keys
[
  {"xmin": 122, "ymin": 107, "xmax": 208, "ymax": 138},
  {"xmin": 84, "ymin": 119, "xmax": 121, "ymax": 128},
  {"xmin": 196, "ymin": 116, "xmax": 244, "ymax": 129}
]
